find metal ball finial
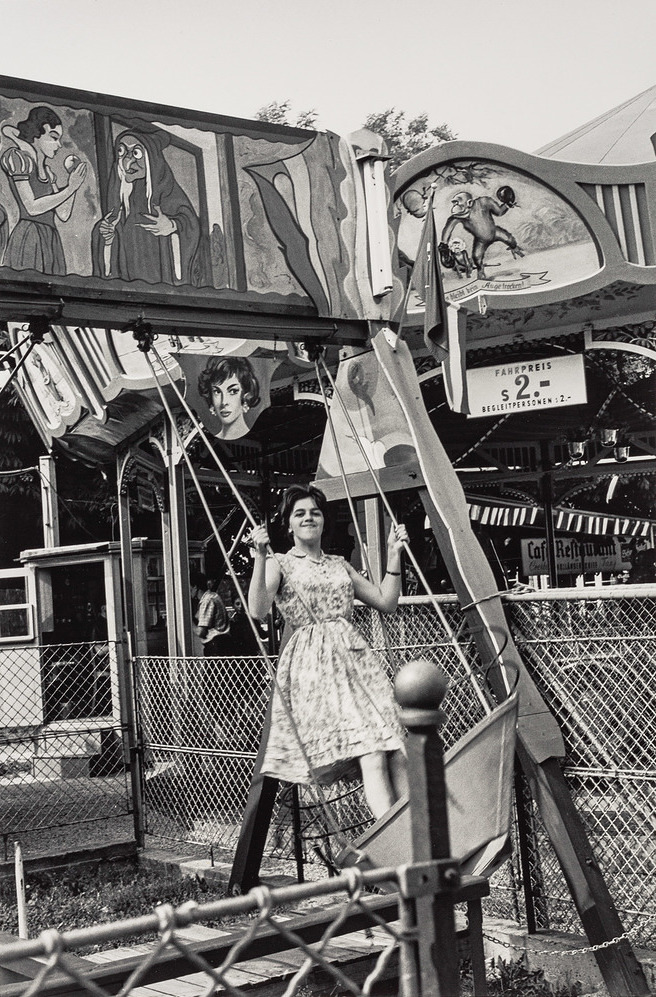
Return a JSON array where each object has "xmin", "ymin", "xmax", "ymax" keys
[{"xmin": 395, "ymin": 659, "xmax": 449, "ymax": 728}]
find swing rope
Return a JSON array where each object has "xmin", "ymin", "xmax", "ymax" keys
[
  {"xmin": 312, "ymin": 358, "xmax": 412, "ymax": 735},
  {"xmin": 147, "ymin": 343, "xmax": 332, "ymax": 631},
  {"xmin": 315, "ymin": 359, "xmax": 400, "ymax": 670},
  {"xmin": 144, "ymin": 344, "xmax": 354, "ymax": 846},
  {"xmin": 317, "ymin": 352, "xmax": 492, "ymax": 715},
  {"xmin": 0, "ymin": 331, "xmax": 32, "ymax": 367},
  {"xmin": 0, "ymin": 337, "xmax": 37, "ymax": 402}
]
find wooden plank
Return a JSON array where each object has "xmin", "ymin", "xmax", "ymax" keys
[
  {"xmin": 0, "ymin": 895, "xmax": 402, "ymax": 997},
  {"xmin": 316, "ymin": 459, "xmax": 425, "ymax": 501},
  {"xmin": 139, "ymin": 978, "xmax": 203, "ymax": 996}
]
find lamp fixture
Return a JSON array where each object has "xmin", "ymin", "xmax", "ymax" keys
[
  {"xmin": 614, "ymin": 444, "xmax": 630, "ymax": 463},
  {"xmin": 567, "ymin": 440, "xmax": 586, "ymax": 460},
  {"xmin": 600, "ymin": 428, "xmax": 618, "ymax": 447}
]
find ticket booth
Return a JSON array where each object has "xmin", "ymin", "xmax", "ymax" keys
[{"xmin": 0, "ymin": 539, "xmax": 204, "ymax": 735}]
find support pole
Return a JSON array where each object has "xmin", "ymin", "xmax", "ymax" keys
[
  {"xmin": 39, "ymin": 455, "xmax": 59, "ymax": 549},
  {"xmin": 166, "ymin": 435, "xmax": 193, "ymax": 656},
  {"xmin": 14, "ymin": 842, "xmax": 27, "ymax": 939},
  {"xmin": 540, "ymin": 441, "xmax": 558, "ymax": 588},
  {"xmin": 116, "ymin": 452, "xmax": 144, "ymax": 848},
  {"xmin": 395, "ymin": 659, "xmax": 460, "ymax": 997}
]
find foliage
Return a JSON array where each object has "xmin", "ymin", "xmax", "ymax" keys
[
  {"xmin": 461, "ymin": 957, "xmax": 582, "ymax": 997},
  {"xmin": 363, "ymin": 109, "xmax": 457, "ymax": 171},
  {"xmin": 254, "ymin": 102, "xmax": 457, "ymax": 173},
  {"xmin": 255, "ymin": 99, "xmax": 318, "ymax": 130},
  {"xmin": 0, "ymin": 859, "xmax": 229, "ymax": 952}
]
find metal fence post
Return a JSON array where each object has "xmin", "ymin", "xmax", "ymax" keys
[{"xmin": 395, "ymin": 659, "xmax": 461, "ymax": 997}]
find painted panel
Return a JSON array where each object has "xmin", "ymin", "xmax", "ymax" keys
[
  {"xmin": 176, "ymin": 353, "xmax": 282, "ymax": 441},
  {"xmin": 0, "ymin": 77, "xmax": 378, "ymax": 322},
  {"xmin": 396, "ymin": 158, "xmax": 600, "ymax": 306}
]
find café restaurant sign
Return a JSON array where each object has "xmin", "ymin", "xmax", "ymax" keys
[
  {"xmin": 521, "ymin": 537, "xmax": 629, "ymax": 576},
  {"xmin": 467, "ymin": 354, "xmax": 586, "ymax": 419}
]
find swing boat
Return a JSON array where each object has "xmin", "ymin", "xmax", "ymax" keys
[
  {"xmin": 339, "ymin": 688, "xmax": 519, "ymax": 884},
  {"xmin": 134, "ymin": 330, "xmax": 522, "ymax": 891}
]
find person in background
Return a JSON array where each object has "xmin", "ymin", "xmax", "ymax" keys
[{"xmin": 196, "ymin": 576, "xmax": 230, "ymax": 655}]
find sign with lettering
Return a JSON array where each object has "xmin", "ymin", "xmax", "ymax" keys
[
  {"xmin": 466, "ymin": 354, "xmax": 586, "ymax": 418},
  {"xmin": 521, "ymin": 537, "xmax": 630, "ymax": 576}
]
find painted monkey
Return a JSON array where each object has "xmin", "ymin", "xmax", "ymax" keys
[
  {"xmin": 447, "ymin": 235, "xmax": 473, "ymax": 279},
  {"xmin": 440, "ymin": 186, "xmax": 524, "ymax": 280}
]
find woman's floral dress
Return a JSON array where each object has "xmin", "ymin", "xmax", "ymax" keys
[{"xmin": 261, "ymin": 549, "xmax": 404, "ymax": 785}]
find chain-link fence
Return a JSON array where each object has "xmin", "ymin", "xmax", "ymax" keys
[
  {"xmin": 136, "ymin": 587, "xmax": 656, "ymax": 947},
  {"xmin": 506, "ymin": 588, "xmax": 656, "ymax": 948},
  {"xmin": 0, "ymin": 855, "xmax": 470, "ymax": 996},
  {"xmin": 0, "ymin": 641, "xmax": 133, "ymax": 857}
]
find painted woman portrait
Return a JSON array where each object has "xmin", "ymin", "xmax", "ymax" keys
[
  {"xmin": 0, "ymin": 105, "xmax": 88, "ymax": 275},
  {"xmin": 91, "ymin": 123, "xmax": 200, "ymax": 286},
  {"xmin": 198, "ymin": 356, "xmax": 261, "ymax": 441}
]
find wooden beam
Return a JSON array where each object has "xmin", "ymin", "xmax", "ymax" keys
[{"xmin": 0, "ymin": 292, "xmax": 369, "ymax": 345}]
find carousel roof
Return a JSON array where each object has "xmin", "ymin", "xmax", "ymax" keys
[{"xmin": 536, "ymin": 85, "xmax": 656, "ymax": 164}]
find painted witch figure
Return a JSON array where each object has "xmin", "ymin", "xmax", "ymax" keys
[
  {"xmin": 92, "ymin": 124, "xmax": 200, "ymax": 285},
  {"xmin": 0, "ymin": 106, "xmax": 88, "ymax": 274},
  {"xmin": 249, "ymin": 484, "xmax": 409, "ymax": 819}
]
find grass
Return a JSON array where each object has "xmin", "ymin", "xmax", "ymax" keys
[{"xmin": 0, "ymin": 857, "xmax": 233, "ymax": 952}]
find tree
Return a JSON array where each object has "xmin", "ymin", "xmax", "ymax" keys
[
  {"xmin": 0, "ymin": 368, "xmax": 45, "ymax": 564},
  {"xmin": 0, "ymin": 330, "xmax": 117, "ymax": 564},
  {"xmin": 363, "ymin": 109, "xmax": 456, "ymax": 172},
  {"xmin": 255, "ymin": 100, "xmax": 318, "ymax": 130},
  {"xmin": 254, "ymin": 101, "xmax": 456, "ymax": 171}
]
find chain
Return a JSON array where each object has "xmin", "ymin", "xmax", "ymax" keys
[{"xmin": 483, "ymin": 931, "xmax": 632, "ymax": 958}]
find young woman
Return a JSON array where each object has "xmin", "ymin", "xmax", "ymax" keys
[
  {"xmin": 248, "ymin": 484, "xmax": 408, "ymax": 819},
  {"xmin": 197, "ymin": 356, "xmax": 261, "ymax": 440},
  {"xmin": 0, "ymin": 105, "xmax": 87, "ymax": 275}
]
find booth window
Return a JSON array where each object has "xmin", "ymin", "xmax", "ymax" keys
[{"xmin": 0, "ymin": 570, "xmax": 33, "ymax": 642}]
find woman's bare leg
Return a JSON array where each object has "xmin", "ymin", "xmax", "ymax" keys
[
  {"xmin": 359, "ymin": 751, "xmax": 395, "ymax": 819},
  {"xmin": 389, "ymin": 749, "xmax": 408, "ymax": 801}
]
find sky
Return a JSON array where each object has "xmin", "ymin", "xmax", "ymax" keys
[{"xmin": 3, "ymin": 0, "xmax": 656, "ymax": 155}]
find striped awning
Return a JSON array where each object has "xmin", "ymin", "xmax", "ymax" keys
[{"xmin": 467, "ymin": 497, "xmax": 654, "ymax": 537}]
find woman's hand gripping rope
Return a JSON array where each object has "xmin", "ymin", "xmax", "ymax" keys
[
  {"xmin": 387, "ymin": 523, "xmax": 409, "ymax": 558},
  {"xmin": 246, "ymin": 525, "xmax": 281, "ymax": 621},
  {"xmin": 248, "ymin": 524, "xmax": 270, "ymax": 556}
]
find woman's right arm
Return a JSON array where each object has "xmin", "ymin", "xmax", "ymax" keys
[
  {"xmin": 248, "ymin": 525, "xmax": 282, "ymax": 620},
  {"xmin": 13, "ymin": 162, "xmax": 87, "ymax": 218}
]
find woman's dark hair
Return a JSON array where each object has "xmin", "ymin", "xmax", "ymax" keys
[
  {"xmin": 278, "ymin": 484, "xmax": 330, "ymax": 534},
  {"xmin": 198, "ymin": 356, "xmax": 261, "ymax": 411},
  {"xmin": 17, "ymin": 106, "xmax": 63, "ymax": 144}
]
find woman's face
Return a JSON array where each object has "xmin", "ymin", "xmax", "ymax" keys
[
  {"xmin": 289, "ymin": 498, "xmax": 324, "ymax": 542},
  {"xmin": 34, "ymin": 123, "xmax": 63, "ymax": 160},
  {"xmin": 211, "ymin": 374, "xmax": 244, "ymax": 426}
]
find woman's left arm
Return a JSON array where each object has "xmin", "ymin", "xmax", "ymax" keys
[{"xmin": 346, "ymin": 524, "xmax": 408, "ymax": 613}]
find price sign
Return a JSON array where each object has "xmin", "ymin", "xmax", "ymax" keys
[{"xmin": 466, "ymin": 354, "xmax": 586, "ymax": 419}]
